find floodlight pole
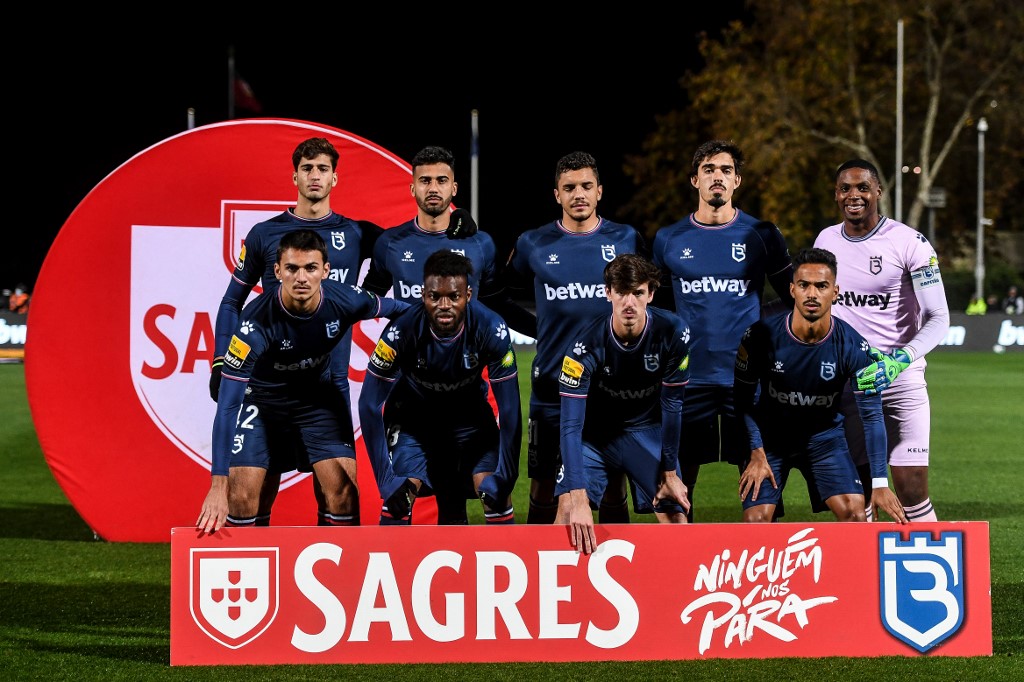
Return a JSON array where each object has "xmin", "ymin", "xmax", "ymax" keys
[{"xmin": 975, "ymin": 117, "xmax": 988, "ymax": 301}]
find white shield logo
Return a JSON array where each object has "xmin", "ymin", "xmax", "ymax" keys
[
  {"xmin": 731, "ymin": 243, "xmax": 746, "ymax": 262},
  {"xmin": 602, "ymin": 245, "xmax": 617, "ymax": 263},
  {"xmin": 331, "ymin": 231, "xmax": 346, "ymax": 250},
  {"xmin": 820, "ymin": 361, "xmax": 836, "ymax": 381},
  {"xmin": 644, "ymin": 354, "xmax": 660, "ymax": 372},
  {"xmin": 879, "ymin": 531, "xmax": 965, "ymax": 653},
  {"xmin": 190, "ymin": 547, "xmax": 279, "ymax": 649}
]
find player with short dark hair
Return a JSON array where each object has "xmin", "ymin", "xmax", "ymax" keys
[
  {"xmin": 494, "ymin": 151, "xmax": 648, "ymax": 525},
  {"xmin": 556, "ymin": 254, "xmax": 692, "ymax": 554},
  {"xmin": 651, "ymin": 139, "xmax": 795, "ymax": 521},
  {"xmin": 814, "ymin": 158, "xmax": 950, "ymax": 522},
  {"xmin": 196, "ymin": 229, "xmax": 410, "ymax": 534},
  {"xmin": 734, "ymin": 247, "xmax": 906, "ymax": 524},
  {"xmin": 358, "ymin": 250, "xmax": 521, "ymax": 525}
]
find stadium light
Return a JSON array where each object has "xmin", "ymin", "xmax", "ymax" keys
[{"xmin": 975, "ymin": 117, "xmax": 988, "ymax": 301}]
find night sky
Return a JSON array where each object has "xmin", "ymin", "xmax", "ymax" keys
[{"xmin": 8, "ymin": 15, "xmax": 746, "ymax": 292}]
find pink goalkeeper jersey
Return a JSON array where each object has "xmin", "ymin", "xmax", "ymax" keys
[{"xmin": 814, "ymin": 216, "xmax": 943, "ymax": 386}]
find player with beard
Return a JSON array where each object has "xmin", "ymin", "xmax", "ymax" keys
[
  {"xmin": 359, "ymin": 250, "xmax": 521, "ymax": 525},
  {"xmin": 651, "ymin": 140, "xmax": 794, "ymax": 521}
]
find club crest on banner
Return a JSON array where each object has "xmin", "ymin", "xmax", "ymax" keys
[
  {"xmin": 191, "ymin": 547, "xmax": 279, "ymax": 649},
  {"xmin": 878, "ymin": 531, "xmax": 965, "ymax": 653}
]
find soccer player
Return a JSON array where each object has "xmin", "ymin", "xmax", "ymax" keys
[
  {"xmin": 556, "ymin": 254, "xmax": 692, "ymax": 555},
  {"xmin": 734, "ymin": 248, "xmax": 906, "ymax": 524},
  {"xmin": 362, "ymin": 146, "xmax": 493, "ymax": 304},
  {"xmin": 814, "ymin": 159, "xmax": 950, "ymax": 522},
  {"xmin": 358, "ymin": 250, "xmax": 521, "ymax": 525},
  {"xmin": 493, "ymin": 151, "xmax": 648, "ymax": 525},
  {"xmin": 651, "ymin": 139, "xmax": 794, "ymax": 521},
  {"xmin": 195, "ymin": 229, "xmax": 410, "ymax": 534}
]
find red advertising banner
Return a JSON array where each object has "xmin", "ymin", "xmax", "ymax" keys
[{"xmin": 170, "ymin": 522, "xmax": 991, "ymax": 665}]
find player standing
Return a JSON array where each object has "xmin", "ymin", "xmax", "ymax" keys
[
  {"xmin": 814, "ymin": 159, "xmax": 950, "ymax": 522},
  {"xmin": 651, "ymin": 140, "xmax": 794, "ymax": 521}
]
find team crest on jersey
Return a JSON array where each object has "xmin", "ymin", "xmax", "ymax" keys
[
  {"xmin": 879, "ymin": 531, "xmax": 965, "ymax": 653},
  {"xmin": 559, "ymin": 356, "xmax": 584, "ymax": 388},
  {"xmin": 331, "ymin": 232, "xmax": 346, "ymax": 250},
  {"xmin": 449, "ymin": 248, "xmax": 466, "ymax": 257},
  {"xmin": 224, "ymin": 335, "xmax": 251, "ymax": 370},
  {"xmin": 191, "ymin": 548, "xmax": 279, "ymax": 649},
  {"xmin": 644, "ymin": 354, "xmax": 660, "ymax": 372},
  {"xmin": 820, "ymin": 361, "xmax": 836, "ymax": 381},
  {"xmin": 462, "ymin": 352, "xmax": 480, "ymax": 370},
  {"xmin": 235, "ymin": 243, "xmax": 247, "ymax": 270},
  {"xmin": 731, "ymin": 243, "xmax": 746, "ymax": 262},
  {"xmin": 369, "ymin": 339, "xmax": 397, "ymax": 371},
  {"xmin": 870, "ymin": 255, "xmax": 883, "ymax": 275},
  {"xmin": 601, "ymin": 245, "xmax": 617, "ymax": 263},
  {"xmin": 325, "ymin": 320, "xmax": 341, "ymax": 339}
]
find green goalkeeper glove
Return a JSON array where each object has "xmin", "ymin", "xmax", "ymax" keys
[{"xmin": 855, "ymin": 347, "xmax": 912, "ymax": 395}]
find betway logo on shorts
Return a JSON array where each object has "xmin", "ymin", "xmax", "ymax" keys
[
  {"xmin": 768, "ymin": 382, "xmax": 837, "ymax": 407},
  {"xmin": 677, "ymin": 277, "xmax": 750, "ymax": 296},
  {"xmin": 544, "ymin": 282, "xmax": 606, "ymax": 300},
  {"xmin": 836, "ymin": 291, "xmax": 892, "ymax": 310}
]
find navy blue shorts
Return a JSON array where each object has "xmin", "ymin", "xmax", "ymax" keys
[
  {"xmin": 390, "ymin": 419, "xmax": 500, "ymax": 500},
  {"xmin": 679, "ymin": 386, "xmax": 747, "ymax": 466},
  {"xmin": 526, "ymin": 401, "xmax": 561, "ymax": 480},
  {"xmin": 229, "ymin": 390, "xmax": 355, "ymax": 473},
  {"xmin": 555, "ymin": 426, "xmax": 686, "ymax": 515},
  {"xmin": 741, "ymin": 424, "xmax": 862, "ymax": 511}
]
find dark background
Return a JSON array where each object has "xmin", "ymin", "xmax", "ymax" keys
[{"xmin": 6, "ymin": 15, "xmax": 747, "ymax": 292}]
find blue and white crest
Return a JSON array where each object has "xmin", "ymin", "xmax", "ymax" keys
[
  {"xmin": 325, "ymin": 320, "xmax": 341, "ymax": 339},
  {"xmin": 731, "ymin": 243, "xmax": 746, "ymax": 262},
  {"xmin": 819, "ymin": 361, "xmax": 836, "ymax": 381},
  {"xmin": 879, "ymin": 531, "xmax": 965, "ymax": 653},
  {"xmin": 644, "ymin": 354, "xmax": 660, "ymax": 372},
  {"xmin": 331, "ymin": 231, "xmax": 346, "ymax": 250},
  {"xmin": 601, "ymin": 244, "xmax": 617, "ymax": 263}
]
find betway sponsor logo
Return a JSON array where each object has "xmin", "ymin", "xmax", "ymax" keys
[
  {"xmin": 327, "ymin": 268, "xmax": 351, "ymax": 284},
  {"xmin": 398, "ymin": 281, "xmax": 423, "ymax": 299},
  {"xmin": 273, "ymin": 353, "xmax": 330, "ymax": 372},
  {"xmin": 598, "ymin": 383, "xmax": 658, "ymax": 400},
  {"xmin": 768, "ymin": 383, "xmax": 837, "ymax": 407},
  {"xmin": 544, "ymin": 282, "xmax": 606, "ymax": 300},
  {"xmin": 836, "ymin": 291, "xmax": 892, "ymax": 310},
  {"xmin": 677, "ymin": 278, "xmax": 750, "ymax": 296},
  {"xmin": 411, "ymin": 373, "xmax": 478, "ymax": 392}
]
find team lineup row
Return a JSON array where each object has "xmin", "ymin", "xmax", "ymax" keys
[{"xmin": 194, "ymin": 138, "xmax": 950, "ymax": 551}]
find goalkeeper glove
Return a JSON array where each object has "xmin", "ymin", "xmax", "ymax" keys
[
  {"xmin": 855, "ymin": 347, "xmax": 912, "ymax": 395},
  {"xmin": 446, "ymin": 208, "xmax": 478, "ymax": 239},
  {"xmin": 209, "ymin": 358, "xmax": 224, "ymax": 401},
  {"xmin": 384, "ymin": 479, "xmax": 416, "ymax": 520}
]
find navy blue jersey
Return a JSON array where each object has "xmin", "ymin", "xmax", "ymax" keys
[
  {"xmin": 363, "ymin": 218, "xmax": 498, "ymax": 302},
  {"xmin": 358, "ymin": 299, "xmax": 521, "ymax": 500},
  {"xmin": 220, "ymin": 280, "xmax": 403, "ymax": 393},
  {"xmin": 652, "ymin": 210, "xmax": 792, "ymax": 388},
  {"xmin": 504, "ymin": 218, "xmax": 646, "ymax": 405},
  {"xmin": 211, "ymin": 280, "xmax": 407, "ymax": 476},
  {"xmin": 213, "ymin": 210, "xmax": 380, "ymax": 358},
  {"xmin": 557, "ymin": 307, "xmax": 691, "ymax": 490},
  {"xmin": 734, "ymin": 312, "xmax": 886, "ymax": 480}
]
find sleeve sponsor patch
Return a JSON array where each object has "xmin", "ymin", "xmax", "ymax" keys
[
  {"xmin": 559, "ymin": 356, "xmax": 584, "ymax": 388},
  {"xmin": 735, "ymin": 344, "xmax": 748, "ymax": 372},
  {"xmin": 368, "ymin": 338, "xmax": 397, "ymax": 371},
  {"xmin": 678, "ymin": 353, "xmax": 690, "ymax": 372},
  {"xmin": 235, "ymin": 243, "xmax": 246, "ymax": 270},
  {"xmin": 224, "ymin": 335, "xmax": 251, "ymax": 370},
  {"xmin": 500, "ymin": 348, "xmax": 515, "ymax": 368},
  {"xmin": 911, "ymin": 261, "xmax": 943, "ymax": 290}
]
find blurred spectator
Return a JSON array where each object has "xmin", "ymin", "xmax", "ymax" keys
[
  {"xmin": 986, "ymin": 294, "xmax": 1000, "ymax": 312},
  {"xmin": 965, "ymin": 295, "xmax": 987, "ymax": 315},
  {"xmin": 1000, "ymin": 286, "xmax": 1023, "ymax": 315},
  {"xmin": 8, "ymin": 283, "xmax": 29, "ymax": 314}
]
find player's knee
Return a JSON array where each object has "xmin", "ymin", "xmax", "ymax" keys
[{"xmin": 743, "ymin": 506, "xmax": 774, "ymax": 523}]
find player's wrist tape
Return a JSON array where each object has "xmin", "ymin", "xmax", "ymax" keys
[
  {"xmin": 871, "ymin": 477, "xmax": 890, "ymax": 489},
  {"xmin": 212, "ymin": 358, "xmax": 224, "ymax": 368}
]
